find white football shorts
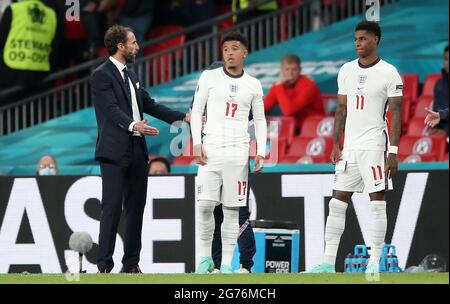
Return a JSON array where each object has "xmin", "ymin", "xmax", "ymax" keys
[
  {"xmin": 333, "ymin": 149, "xmax": 393, "ymax": 194},
  {"xmin": 196, "ymin": 144, "xmax": 249, "ymax": 207}
]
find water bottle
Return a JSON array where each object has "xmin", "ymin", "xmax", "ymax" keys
[
  {"xmin": 390, "ymin": 255, "xmax": 400, "ymax": 272},
  {"xmin": 344, "ymin": 254, "xmax": 353, "ymax": 273},
  {"xmin": 353, "ymin": 245, "xmax": 367, "ymax": 272}
]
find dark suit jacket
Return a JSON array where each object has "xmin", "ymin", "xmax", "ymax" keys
[{"xmin": 90, "ymin": 59, "xmax": 185, "ymax": 162}]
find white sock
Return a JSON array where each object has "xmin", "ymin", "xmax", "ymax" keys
[
  {"xmin": 369, "ymin": 201, "xmax": 387, "ymax": 264},
  {"xmin": 221, "ymin": 206, "xmax": 239, "ymax": 266},
  {"xmin": 197, "ymin": 200, "xmax": 216, "ymax": 258},
  {"xmin": 323, "ymin": 198, "xmax": 348, "ymax": 266}
]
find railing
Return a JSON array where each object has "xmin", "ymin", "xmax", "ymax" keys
[{"xmin": 0, "ymin": 0, "xmax": 397, "ymax": 136}]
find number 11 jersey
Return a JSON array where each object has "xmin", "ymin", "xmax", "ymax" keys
[{"xmin": 338, "ymin": 58, "xmax": 403, "ymax": 151}]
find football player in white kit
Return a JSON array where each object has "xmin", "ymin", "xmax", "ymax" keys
[
  {"xmin": 308, "ymin": 21, "xmax": 403, "ymax": 274},
  {"xmin": 190, "ymin": 32, "xmax": 267, "ymax": 274}
]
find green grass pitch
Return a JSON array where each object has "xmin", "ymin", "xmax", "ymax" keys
[{"xmin": 0, "ymin": 273, "xmax": 448, "ymax": 284}]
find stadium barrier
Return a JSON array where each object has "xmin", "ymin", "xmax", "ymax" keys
[{"xmin": 0, "ymin": 168, "xmax": 447, "ymax": 273}]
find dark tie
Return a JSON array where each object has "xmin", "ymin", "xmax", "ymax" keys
[{"xmin": 122, "ymin": 67, "xmax": 132, "ymax": 100}]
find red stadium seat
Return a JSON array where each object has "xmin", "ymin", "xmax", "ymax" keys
[
  {"xmin": 401, "ymin": 94, "xmax": 412, "ymax": 130},
  {"xmin": 266, "ymin": 116, "xmax": 296, "ymax": 143},
  {"xmin": 280, "ymin": 155, "xmax": 329, "ymax": 164},
  {"xmin": 399, "ymin": 135, "xmax": 447, "ymax": 161},
  {"xmin": 215, "ymin": 4, "xmax": 233, "ymax": 31},
  {"xmin": 406, "ymin": 117, "xmax": 431, "ymax": 136},
  {"xmin": 250, "ymin": 138, "xmax": 287, "ymax": 163},
  {"xmin": 414, "ymin": 95, "xmax": 434, "ymax": 118},
  {"xmin": 285, "ymin": 136, "xmax": 333, "ymax": 160},
  {"xmin": 300, "ymin": 115, "xmax": 334, "ymax": 138},
  {"xmin": 145, "ymin": 25, "xmax": 186, "ymax": 84},
  {"xmin": 398, "ymin": 154, "xmax": 437, "ymax": 163},
  {"xmin": 402, "ymin": 73, "xmax": 419, "ymax": 103},
  {"xmin": 421, "ymin": 73, "xmax": 441, "ymax": 97}
]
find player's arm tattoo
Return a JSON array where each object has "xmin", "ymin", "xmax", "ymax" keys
[
  {"xmin": 388, "ymin": 96, "xmax": 402, "ymax": 146},
  {"xmin": 333, "ymin": 95, "xmax": 347, "ymax": 145}
]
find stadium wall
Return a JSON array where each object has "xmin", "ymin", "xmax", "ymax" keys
[{"xmin": 0, "ymin": 170, "xmax": 448, "ymax": 273}]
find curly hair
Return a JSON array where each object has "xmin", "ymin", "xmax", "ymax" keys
[{"xmin": 104, "ymin": 25, "xmax": 134, "ymax": 56}]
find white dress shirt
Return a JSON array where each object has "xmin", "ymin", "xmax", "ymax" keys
[{"xmin": 109, "ymin": 56, "xmax": 141, "ymax": 136}]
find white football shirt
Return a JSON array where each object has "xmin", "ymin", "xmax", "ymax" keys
[
  {"xmin": 191, "ymin": 67, "xmax": 267, "ymax": 156},
  {"xmin": 338, "ymin": 58, "xmax": 403, "ymax": 151}
]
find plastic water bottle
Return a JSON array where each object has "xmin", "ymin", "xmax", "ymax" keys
[{"xmin": 344, "ymin": 254, "xmax": 353, "ymax": 273}]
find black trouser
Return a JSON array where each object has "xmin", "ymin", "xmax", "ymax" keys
[
  {"xmin": 212, "ymin": 204, "xmax": 256, "ymax": 271},
  {"xmin": 97, "ymin": 137, "xmax": 149, "ymax": 271}
]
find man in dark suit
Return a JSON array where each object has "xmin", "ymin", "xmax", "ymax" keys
[{"xmin": 91, "ymin": 25, "xmax": 188, "ymax": 273}]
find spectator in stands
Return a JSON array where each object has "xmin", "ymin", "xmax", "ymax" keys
[
  {"xmin": 431, "ymin": 45, "xmax": 449, "ymax": 136},
  {"xmin": 232, "ymin": 0, "xmax": 278, "ymax": 23},
  {"xmin": 154, "ymin": 0, "xmax": 191, "ymax": 28},
  {"xmin": 121, "ymin": 0, "xmax": 156, "ymax": 55},
  {"xmin": 80, "ymin": 0, "xmax": 109, "ymax": 57},
  {"xmin": 0, "ymin": 0, "xmax": 61, "ymax": 95},
  {"xmin": 99, "ymin": 0, "xmax": 121, "ymax": 28},
  {"xmin": 264, "ymin": 54, "xmax": 324, "ymax": 131},
  {"xmin": 36, "ymin": 155, "xmax": 59, "ymax": 176},
  {"xmin": 148, "ymin": 156, "xmax": 171, "ymax": 175},
  {"xmin": 186, "ymin": 0, "xmax": 215, "ymax": 39}
]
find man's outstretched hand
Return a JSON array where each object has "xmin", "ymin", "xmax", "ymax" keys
[{"xmin": 134, "ymin": 118, "xmax": 159, "ymax": 136}]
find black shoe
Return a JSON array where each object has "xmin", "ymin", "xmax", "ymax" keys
[
  {"xmin": 120, "ymin": 265, "xmax": 142, "ymax": 274},
  {"xmin": 97, "ymin": 267, "xmax": 112, "ymax": 274}
]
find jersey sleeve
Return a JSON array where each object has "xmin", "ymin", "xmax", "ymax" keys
[
  {"xmin": 251, "ymin": 80, "xmax": 267, "ymax": 157},
  {"xmin": 191, "ymin": 71, "xmax": 210, "ymax": 146},
  {"xmin": 387, "ymin": 67, "xmax": 403, "ymax": 98},
  {"xmin": 337, "ymin": 64, "xmax": 347, "ymax": 95}
]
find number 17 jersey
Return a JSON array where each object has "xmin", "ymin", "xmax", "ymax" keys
[
  {"xmin": 338, "ymin": 58, "xmax": 403, "ymax": 151},
  {"xmin": 191, "ymin": 66, "xmax": 266, "ymax": 157}
]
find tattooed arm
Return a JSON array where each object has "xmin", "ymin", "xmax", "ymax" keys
[
  {"xmin": 330, "ymin": 94, "xmax": 347, "ymax": 164},
  {"xmin": 385, "ymin": 96, "xmax": 402, "ymax": 178}
]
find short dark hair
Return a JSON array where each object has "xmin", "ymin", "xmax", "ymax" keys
[
  {"xmin": 221, "ymin": 31, "xmax": 248, "ymax": 49},
  {"xmin": 149, "ymin": 157, "xmax": 171, "ymax": 173},
  {"xmin": 104, "ymin": 25, "xmax": 134, "ymax": 56},
  {"xmin": 282, "ymin": 54, "xmax": 301, "ymax": 65},
  {"xmin": 355, "ymin": 21, "xmax": 381, "ymax": 45},
  {"xmin": 445, "ymin": 45, "xmax": 449, "ymax": 54}
]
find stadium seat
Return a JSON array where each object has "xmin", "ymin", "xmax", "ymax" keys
[
  {"xmin": 406, "ymin": 117, "xmax": 430, "ymax": 136},
  {"xmin": 300, "ymin": 115, "xmax": 333, "ymax": 138},
  {"xmin": 215, "ymin": 3, "xmax": 233, "ymax": 31},
  {"xmin": 399, "ymin": 135, "xmax": 447, "ymax": 161},
  {"xmin": 250, "ymin": 138, "xmax": 287, "ymax": 163},
  {"xmin": 414, "ymin": 95, "xmax": 434, "ymax": 118},
  {"xmin": 402, "ymin": 73, "xmax": 419, "ymax": 103},
  {"xmin": 266, "ymin": 116, "xmax": 296, "ymax": 143},
  {"xmin": 401, "ymin": 94, "xmax": 412, "ymax": 130},
  {"xmin": 321, "ymin": 94, "xmax": 338, "ymax": 115},
  {"xmin": 145, "ymin": 25, "xmax": 186, "ymax": 84},
  {"xmin": 421, "ymin": 73, "xmax": 441, "ymax": 97},
  {"xmin": 280, "ymin": 155, "xmax": 328, "ymax": 164},
  {"xmin": 398, "ymin": 154, "xmax": 437, "ymax": 163},
  {"xmin": 284, "ymin": 136, "xmax": 333, "ymax": 162}
]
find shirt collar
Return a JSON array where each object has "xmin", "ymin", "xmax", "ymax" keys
[{"xmin": 109, "ymin": 56, "xmax": 127, "ymax": 73}]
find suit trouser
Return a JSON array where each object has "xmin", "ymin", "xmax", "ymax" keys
[
  {"xmin": 212, "ymin": 205, "xmax": 256, "ymax": 271},
  {"xmin": 97, "ymin": 137, "xmax": 149, "ymax": 271}
]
